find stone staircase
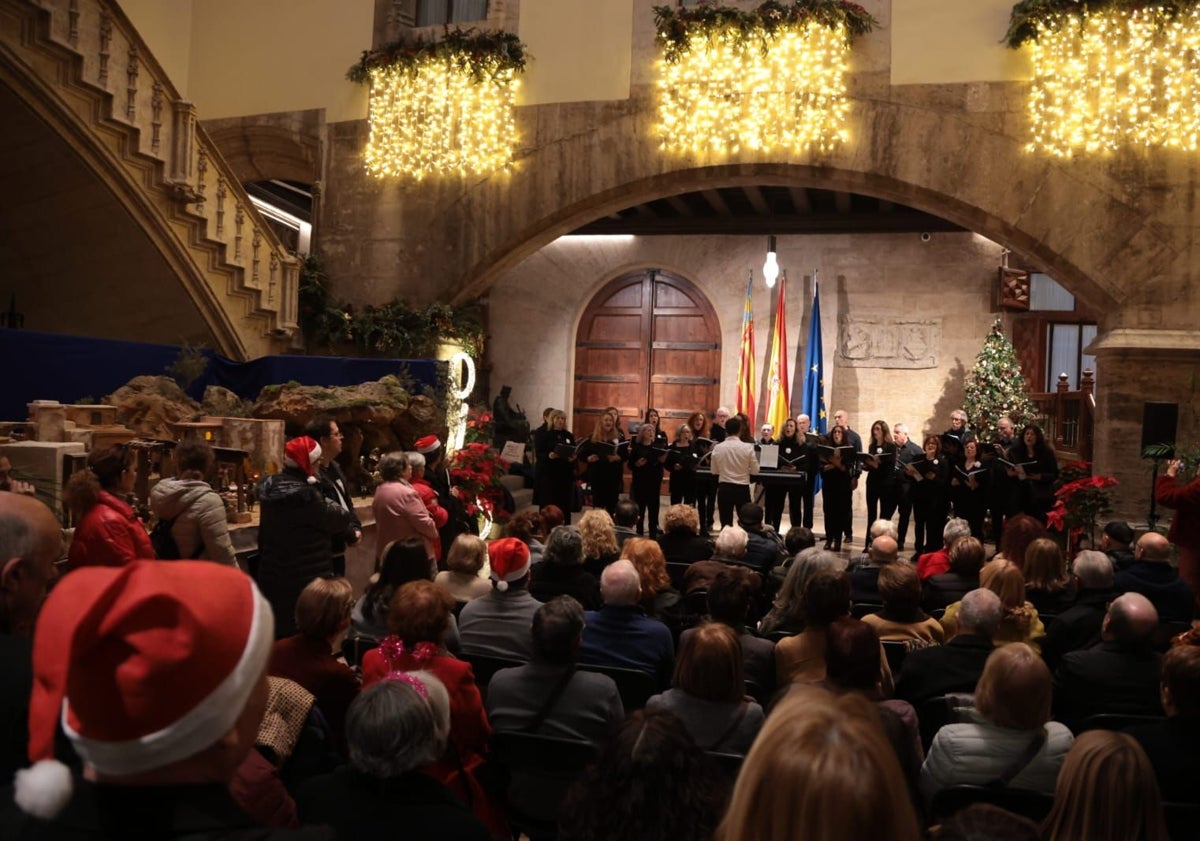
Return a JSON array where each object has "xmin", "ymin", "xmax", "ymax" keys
[{"xmin": 0, "ymin": 0, "xmax": 298, "ymax": 359}]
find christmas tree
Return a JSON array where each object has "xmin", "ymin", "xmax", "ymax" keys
[{"xmin": 964, "ymin": 319, "xmax": 1037, "ymax": 442}]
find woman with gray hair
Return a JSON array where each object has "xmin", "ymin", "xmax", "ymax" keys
[
  {"xmin": 297, "ymin": 672, "xmax": 490, "ymax": 839},
  {"xmin": 757, "ymin": 547, "xmax": 847, "ymax": 637},
  {"xmin": 530, "ymin": 526, "xmax": 601, "ymax": 609},
  {"xmin": 372, "ymin": 451, "xmax": 440, "ymax": 565}
]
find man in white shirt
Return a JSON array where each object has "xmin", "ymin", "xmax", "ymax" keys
[{"xmin": 710, "ymin": 417, "xmax": 760, "ymax": 529}]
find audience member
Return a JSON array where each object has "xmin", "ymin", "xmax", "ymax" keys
[
  {"xmin": 258, "ymin": 437, "xmax": 355, "ymax": 638},
  {"xmin": 296, "ymin": 676, "xmax": 489, "ymax": 841},
  {"xmin": 505, "ymin": 509, "xmax": 546, "ymax": 567},
  {"xmin": 936, "ymin": 804, "xmax": 1041, "ymax": 841},
  {"xmin": 623, "ymin": 537, "xmax": 683, "ymax": 632},
  {"xmin": 63, "ymin": 443, "xmax": 153, "ymax": 569},
  {"xmin": 736, "ymin": 503, "xmax": 787, "ymax": 574},
  {"xmin": 458, "ymin": 538, "xmax": 543, "ymax": 661},
  {"xmin": 920, "ymin": 643, "xmax": 1073, "ymax": 803},
  {"xmin": 1023, "ymin": 537, "xmax": 1077, "ymax": 615},
  {"xmin": 992, "ymin": 513, "xmax": 1048, "ymax": 568},
  {"xmin": 681, "ymin": 565, "xmax": 775, "ymax": 693},
  {"xmin": 1114, "ymin": 531, "xmax": 1195, "ymax": 621},
  {"xmin": 433, "ymin": 534, "xmax": 492, "ymax": 604},
  {"xmin": 1101, "ymin": 520, "xmax": 1137, "ymax": 571},
  {"xmin": 0, "ymin": 456, "xmax": 35, "ymax": 497},
  {"xmin": 849, "ymin": 534, "xmax": 900, "ymax": 604},
  {"xmin": 1040, "ymin": 729, "xmax": 1168, "ymax": 841},
  {"xmin": 148, "ymin": 438, "xmax": 237, "ymax": 565},
  {"xmin": 560, "ymin": 710, "xmax": 727, "ymax": 841},
  {"xmin": 371, "ymin": 451, "xmax": 438, "ymax": 565},
  {"xmin": 847, "ymin": 518, "xmax": 899, "ymax": 572},
  {"xmin": 268, "ymin": 576, "xmax": 360, "ymax": 750},
  {"xmin": 717, "ymin": 685, "xmax": 922, "ymax": 841},
  {"xmin": 646, "ymin": 623, "xmax": 764, "ymax": 754},
  {"xmin": 1041, "ymin": 549, "xmax": 1115, "ymax": 671},
  {"xmin": 579, "ymin": 559, "xmax": 674, "ymax": 686},
  {"xmin": 578, "ymin": 509, "xmax": 620, "ymax": 578},
  {"xmin": 862, "ymin": 562, "xmax": 945, "ymax": 644},
  {"xmin": 656, "ymin": 504, "xmax": 714, "ymax": 565},
  {"xmin": 613, "ymin": 499, "xmax": 640, "ymax": 548},
  {"xmin": 0, "ymin": 493, "xmax": 62, "ymax": 782},
  {"xmin": 529, "ymin": 525, "xmax": 601, "ymax": 609},
  {"xmin": 772, "ymin": 525, "xmax": 818, "ymax": 583},
  {"xmin": 757, "ymin": 546, "xmax": 844, "ymax": 637},
  {"xmin": 943, "ymin": 558, "xmax": 1045, "ymax": 654},
  {"xmin": 353, "ymin": 538, "xmax": 458, "ymax": 652},
  {"xmin": 894, "ymin": 588, "xmax": 1004, "ymax": 706},
  {"xmin": 1126, "ymin": 644, "xmax": 1200, "ymax": 804},
  {"xmin": 1155, "ymin": 457, "xmax": 1200, "ymax": 603},
  {"xmin": 4, "ymin": 560, "xmax": 331, "ymax": 839},
  {"xmin": 923, "ymin": 536, "xmax": 986, "ymax": 612},
  {"xmin": 1053, "ymin": 592, "xmax": 1164, "ymax": 731},
  {"xmin": 683, "ymin": 525, "xmax": 754, "ymax": 594},
  {"xmin": 305, "ymin": 417, "xmax": 364, "ymax": 575},
  {"xmin": 916, "ymin": 518, "xmax": 971, "ymax": 580},
  {"xmin": 405, "ymin": 451, "xmax": 448, "ymax": 563}
]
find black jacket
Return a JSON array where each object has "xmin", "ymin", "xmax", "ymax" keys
[
  {"xmin": 894, "ymin": 633, "xmax": 994, "ymax": 706},
  {"xmin": 1040, "ymin": 588, "xmax": 1111, "ymax": 671},
  {"xmin": 1053, "ymin": 640, "xmax": 1164, "ymax": 731},
  {"xmin": 316, "ymin": 460, "xmax": 361, "ymax": 557}
]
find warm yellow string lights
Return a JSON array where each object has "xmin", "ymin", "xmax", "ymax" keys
[
  {"xmin": 1026, "ymin": 6, "xmax": 1200, "ymax": 156},
  {"xmin": 364, "ymin": 60, "xmax": 519, "ymax": 180},
  {"xmin": 656, "ymin": 22, "xmax": 851, "ymax": 157}
]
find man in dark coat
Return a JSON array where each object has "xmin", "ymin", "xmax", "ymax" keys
[
  {"xmin": 895, "ymin": 588, "xmax": 1003, "ymax": 706},
  {"xmin": 1041, "ymin": 549, "xmax": 1115, "ymax": 671},
  {"xmin": 306, "ymin": 416, "xmax": 362, "ymax": 578},
  {"xmin": 1114, "ymin": 532, "xmax": 1195, "ymax": 621}
]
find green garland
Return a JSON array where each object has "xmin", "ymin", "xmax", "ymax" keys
[
  {"xmin": 1005, "ymin": 0, "xmax": 1200, "ymax": 48},
  {"xmin": 653, "ymin": 0, "xmax": 878, "ymax": 63},
  {"xmin": 347, "ymin": 27, "xmax": 528, "ymax": 84}
]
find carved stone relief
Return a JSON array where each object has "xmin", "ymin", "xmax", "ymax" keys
[{"xmin": 837, "ymin": 314, "xmax": 941, "ymax": 369}]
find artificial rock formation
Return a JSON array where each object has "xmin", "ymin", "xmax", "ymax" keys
[{"xmin": 105, "ymin": 376, "xmax": 203, "ymax": 440}]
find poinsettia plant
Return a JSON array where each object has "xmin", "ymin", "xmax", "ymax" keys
[
  {"xmin": 1047, "ymin": 461, "xmax": 1117, "ymax": 554},
  {"xmin": 449, "ymin": 442, "xmax": 511, "ymax": 524},
  {"xmin": 462, "ymin": 405, "xmax": 495, "ymax": 446}
]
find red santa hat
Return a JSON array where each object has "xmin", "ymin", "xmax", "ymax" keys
[
  {"xmin": 15, "ymin": 560, "xmax": 274, "ymax": 819},
  {"xmin": 283, "ymin": 436, "xmax": 322, "ymax": 483},
  {"xmin": 488, "ymin": 537, "xmax": 531, "ymax": 592},
  {"xmin": 414, "ymin": 435, "xmax": 441, "ymax": 455}
]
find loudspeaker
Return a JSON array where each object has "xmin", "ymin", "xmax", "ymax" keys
[{"xmin": 1141, "ymin": 402, "xmax": 1178, "ymax": 458}]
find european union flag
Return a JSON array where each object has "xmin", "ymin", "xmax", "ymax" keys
[{"xmin": 802, "ymin": 281, "xmax": 826, "ymax": 493}]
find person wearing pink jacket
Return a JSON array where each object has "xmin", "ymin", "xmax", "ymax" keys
[{"xmin": 373, "ymin": 451, "xmax": 439, "ymax": 565}]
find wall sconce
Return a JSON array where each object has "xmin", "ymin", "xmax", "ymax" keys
[{"xmin": 763, "ymin": 236, "xmax": 780, "ymax": 289}]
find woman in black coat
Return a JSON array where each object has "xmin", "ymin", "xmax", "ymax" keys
[
  {"xmin": 667, "ymin": 423, "xmax": 701, "ymax": 506},
  {"xmin": 533, "ymin": 409, "xmax": 577, "ymax": 524},
  {"xmin": 627, "ymin": 423, "xmax": 667, "ymax": 538},
  {"xmin": 904, "ymin": 434, "xmax": 950, "ymax": 555},
  {"xmin": 949, "ymin": 438, "xmax": 989, "ymax": 540},
  {"xmin": 765, "ymin": 417, "xmax": 804, "ymax": 533},
  {"xmin": 862, "ymin": 419, "xmax": 899, "ymax": 527},
  {"xmin": 1006, "ymin": 424, "xmax": 1059, "ymax": 524},
  {"xmin": 582, "ymin": 412, "xmax": 625, "ymax": 515},
  {"xmin": 820, "ymin": 425, "xmax": 854, "ymax": 552}
]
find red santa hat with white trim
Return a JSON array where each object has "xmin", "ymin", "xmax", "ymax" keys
[
  {"xmin": 488, "ymin": 537, "xmax": 531, "ymax": 592},
  {"xmin": 283, "ymin": 435, "xmax": 322, "ymax": 483},
  {"xmin": 15, "ymin": 560, "xmax": 274, "ymax": 819},
  {"xmin": 414, "ymin": 434, "xmax": 441, "ymax": 455}
]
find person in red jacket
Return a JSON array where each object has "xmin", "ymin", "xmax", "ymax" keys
[
  {"xmin": 1156, "ymin": 458, "xmax": 1200, "ymax": 604},
  {"xmin": 63, "ymin": 443, "xmax": 154, "ymax": 569},
  {"xmin": 408, "ymin": 451, "xmax": 448, "ymax": 562}
]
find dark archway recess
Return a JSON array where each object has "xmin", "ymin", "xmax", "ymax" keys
[{"xmin": 572, "ymin": 269, "xmax": 721, "ymax": 439}]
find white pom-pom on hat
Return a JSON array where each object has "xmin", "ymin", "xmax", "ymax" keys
[
  {"xmin": 14, "ymin": 759, "xmax": 73, "ymax": 819},
  {"xmin": 496, "ymin": 579, "xmax": 509, "ymax": 592}
]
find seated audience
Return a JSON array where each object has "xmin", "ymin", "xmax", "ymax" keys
[
  {"xmin": 772, "ymin": 525, "xmax": 818, "ymax": 583},
  {"xmin": 613, "ymin": 499, "xmax": 641, "ymax": 547},
  {"xmin": 916, "ymin": 518, "xmax": 971, "ymax": 580},
  {"xmin": 647, "ymin": 623, "xmax": 764, "ymax": 754},
  {"xmin": 1101, "ymin": 520, "xmax": 1137, "ymax": 571},
  {"xmin": 1041, "ymin": 549, "xmax": 1115, "ymax": 671},
  {"xmin": 846, "ymin": 518, "xmax": 899, "ymax": 571},
  {"xmin": 539, "ymin": 505, "xmax": 565, "ymax": 534},
  {"xmin": 849, "ymin": 534, "xmax": 900, "ymax": 604},
  {"xmin": 656, "ymin": 503, "xmax": 715, "ymax": 566},
  {"xmin": 4, "ymin": 560, "xmax": 329, "ymax": 839},
  {"xmin": 862, "ymin": 562, "xmax": 945, "ymax": 644},
  {"xmin": 895, "ymin": 588, "xmax": 1004, "ymax": 706},
  {"xmin": 1114, "ymin": 531, "xmax": 1195, "ymax": 621},
  {"xmin": 717, "ymin": 685, "xmax": 922, "ymax": 841},
  {"xmin": 529, "ymin": 525, "xmax": 601, "ymax": 609},
  {"xmin": 269, "ymin": 576, "xmax": 360, "ymax": 750},
  {"xmin": 353, "ymin": 538, "xmax": 453, "ymax": 645},
  {"xmin": 923, "ymin": 536, "xmax": 986, "ymax": 613},
  {"xmin": 1053, "ymin": 591, "xmax": 1164, "ymax": 731},
  {"xmin": 936, "ymin": 804, "xmax": 1041, "ymax": 841},
  {"xmin": 943, "ymin": 558, "xmax": 1046, "ymax": 654},
  {"xmin": 506, "ymin": 509, "xmax": 546, "ymax": 567},
  {"xmin": 579, "ymin": 559, "xmax": 675, "ymax": 686},
  {"xmin": 578, "ymin": 509, "xmax": 620, "ymax": 578},
  {"xmin": 776, "ymin": 570, "xmax": 893, "ymax": 692},
  {"xmin": 683, "ymin": 525, "xmax": 756, "ymax": 594},
  {"xmin": 296, "ymin": 675, "xmax": 490, "ymax": 841},
  {"xmin": 736, "ymin": 503, "xmax": 787, "ymax": 574},
  {"xmin": 1040, "ymin": 729, "xmax": 1168, "ymax": 841},
  {"xmin": 457, "ymin": 538, "xmax": 543, "ymax": 661},
  {"xmin": 433, "ymin": 534, "xmax": 492, "ymax": 604},
  {"xmin": 560, "ymin": 710, "xmax": 728, "ymax": 841},
  {"xmin": 681, "ymin": 565, "xmax": 775, "ymax": 694},
  {"xmin": 1023, "ymin": 537, "xmax": 1077, "ymax": 615},
  {"xmin": 920, "ymin": 643, "xmax": 1073, "ymax": 803},
  {"xmin": 757, "ymin": 546, "xmax": 844, "ymax": 637},
  {"xmin": 1126, "ymin": 644, "xmax": 1200, "ymax": 804},
  {"xmin": 991, "ymin": 513, "xmax": 1048, "ymax": 568},
  {"xmin": 623, "ymin": 537, "xmax": 684, "ymax": 632}
]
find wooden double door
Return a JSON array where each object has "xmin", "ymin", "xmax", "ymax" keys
[{"xmin": 573, "ymin": 269, "xmax": 721, "ymax": 440}]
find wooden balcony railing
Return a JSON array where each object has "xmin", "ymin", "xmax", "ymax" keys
[{"xmin": 1030, "ymin": 369, "xmax": 1095, "ymax": 464}]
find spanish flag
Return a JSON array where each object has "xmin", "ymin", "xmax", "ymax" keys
[
  {"xmin": 735, "ymin": 273, "xmax": 756, "ymax": 429},
  {"xmin": 765, "ymin": 272, "xmax": 791, "ymax": 436}
]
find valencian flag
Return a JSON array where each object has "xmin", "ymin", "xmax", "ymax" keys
[
  {"xmin": 765, "ymin": 272, "xmax": 791, "ymax": 436},
  {"xmin": 735, "ymin": 272, "xmax": 757, "ymax": 429},
  {"xmin": 802, "ymin": 278, "xmax": 827, "ymax": 491}
]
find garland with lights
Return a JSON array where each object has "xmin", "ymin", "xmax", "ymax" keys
[
  {"xmin": 654, "ymin": 0, "xmax": 877, "ymax": 63},
  {"xmin": 1004, "ymin": 0, "xmax": 1200, "ymax": 48},
  {"xmin": 347, "ymin": 28, "xmax": 527, "ymax": 84}
]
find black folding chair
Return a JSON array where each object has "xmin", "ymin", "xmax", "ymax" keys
[
  {"xmin": 880, "ymin": 639, "xmax": 908, "ymax": 675},
  {"xmin": 929, "ymin": 784, "xmax": 1054, "ymax": 825},
  {"xmin": 851, "ymin": 602, "xmax": 884, "ymax": 619},
  {"xmin": 491, "ymin": 731, "xmax": 598, "ymax": 840},
  {"xmin": 1077, "ymin": 712, "xmax": 1167, "ymax": 734},
  {"xmin": 461, "ymin": 652, "xmax": 524, "ymax": 696},
  {"xmin": 578, "ymin": 662, "xmax": 658, "ymax": 711},
  {"xmin": 340, "ymin": 635, "xmax": 380, "ymax": 669},
  {"xmin": 706, "ymin": 750, "xmax": 745, "ymax": 780},
  {"xmin": 917, "ymin": 692, "xmax": 975, "ymax": 752}
]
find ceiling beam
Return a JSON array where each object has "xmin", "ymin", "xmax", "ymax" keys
[
  {"xmin": 833, "ymin": 191, "xmax": 852, "ymax": 214},
  {"xmin": 787, "ymin": 187, "xmax": 811, "ymax": 213},
  {"xmin": 700, "ymin": 189, "xmax": 730, "ymax": 215},
  {"xmin": 573, "ymin": 211, "xmax": 966, "ymax": 237},
  {"xmin": 665, "ymin": 195, "xmax": 693, "ymax": 216},
  {"xmin": 744, "ymin": 186, "xmax": 772, "ymax": 216}
]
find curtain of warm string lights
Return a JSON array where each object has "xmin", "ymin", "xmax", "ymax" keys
[{"xmin": 1026, "ymin": 6, "xmax": 1200, "ymax": 156}]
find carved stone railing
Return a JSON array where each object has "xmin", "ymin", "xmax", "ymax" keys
[
  {"xmin": 25, "ymin": 0, "xmax": 299, "ymax": 342},
  {"xmin": 1031, "ymin": 369, "xmax": 1095, "ymax": 463}
]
